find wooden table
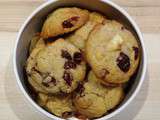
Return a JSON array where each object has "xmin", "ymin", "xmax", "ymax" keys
[{"xmin": 0, "ymin": 0, "xmax": 160, "ymax": 120}]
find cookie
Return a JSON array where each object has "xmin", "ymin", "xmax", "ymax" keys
[
  {"xmin": 37, "ymin": 92, "xmax": 49, "ymax": 106},
  {"xmin": 26, "ymin": 38, "xmax": 46, "ymax": 79},
  {"xmin": 67, "ymin": 12, "xmax": 106, "ymax": 50},
  {"xmin": 37, "ymin": 93, "xmax": 74, "ymax": 118},
  {"xmin": 29, "ymin": 33, "xmax": 41, "ymax": 54},
  {"xmin": 104, "ymin": 86, "xmax": 124, "ymax": 111},
  {"xmin": 86, "ymin": 20, "xmax": 140, "ymax": 84},
  {"xmin": 41, "ymin": 7, "xmax": 89, "ymax": 38},
  {"xmin": 89, "ymin": 12, "xmax": 106, "ymax": 23},
  {"xmin": 73, "ymin": 71, "xmax": 124, "ymax": 118},
  {"xmin": 26, "ymin": 38, "xmax": 86, "ymax": 94}
]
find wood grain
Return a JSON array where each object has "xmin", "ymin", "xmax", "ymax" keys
[
  {"xmin": 0, "ymin": 0, "xmax": 160, "ymax": 33},
  {"xmin": 0, "ymin": 0, "xmax": 159, "ymax": 120}
]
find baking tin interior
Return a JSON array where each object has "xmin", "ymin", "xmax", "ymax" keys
[{"xmin": 15, "ymin": 0, "xmax": 144, "ymax": 119}]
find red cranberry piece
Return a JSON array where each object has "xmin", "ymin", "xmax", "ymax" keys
[
  {"xmin": 117, "ymin": 52, "xmax": 130, "ymax": 72},
  {"xmin": 70, "ymin": 16, "xmax": 79, "ymax": 21},
  {"xmin": 73, "ymin": 52, "xmax": 83, "ymax": 64},
  {"xmin": 64, "ymin": 61, "xmax": 76, "ymax": 69},
  {"xmin": 63, "ymin": 71, "xmax": 73, "ymax": 86},
  {"xmin": 62, "ymin": 16, "xmax": 79, "ymax": 28},
  {"xmin": 62, "ymin": 21, "xmax": 74, "ymax": 28},
  {"xmin": 74, "ymin": 112, "xmax": 88, "ymax": 120},
  {"xmin": 133, "ymin": 46, "xmax": 139, "ymax": 60},
  {"xmin": 61, "ymin": 50, "xmax": 72, "ymax": 60},
  {"xmin": 76, "ymin": 83, "xmax": 85, "ymax": 95},
  {"xmin": 62, "ymin": 111, "xmax": 74, "ymax": 118}
]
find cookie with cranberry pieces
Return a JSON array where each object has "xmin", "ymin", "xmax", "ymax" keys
[
  {"xmin": 41, "ymin": 7, "xmax": 89, "ymax": 38},
  {"xmin": 86, "ymin": 20, "xmax": 140, "ymax": 84},
  {"xmin": 26, "ymin": 38, "xmax": 86, "ymax": 94},
  {"xmin": 73, "ymin": 71, "xmax": 124, "ymax": 118}
]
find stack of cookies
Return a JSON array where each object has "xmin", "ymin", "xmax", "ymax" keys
[{"xmin": 25, "ymin": 7, "xmax": 140, "ymax": 119}]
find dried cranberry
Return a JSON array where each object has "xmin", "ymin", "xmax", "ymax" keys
[
  {"xmin": 70, "ymin": 16, "xmax": 79, "ymax": 21},
  {"xmin": 117, "ymin": 52, "xmax": 130, "ymax": 72},
  {"xmin": 61, "ymin": 50, "xmax": 72, "ymax": 60},
  {"xmin": 84, "ymin": 64, "xmax": 92, "ymax": 82},
  {"xmin": 73, "ymin": 52, "xmax": 83, "ymax": 64},
  {"xmin": 62, "ymin": 21, "xmax": 74, "ymax": 28},
  {"xmin": 100, "ymin": 69, "xmax": 109, "ymax": 79},
  {"xmin": 76, "ymin": 83, "xmax": 84, "ymax": 95},
  {"xmin": 133, "ymin": 46, "xmax": 139, "ymax": 60},
  {"xmin": 62, "ymin": 16, "xmax": 79, "ymax": 28},
  {"xmin": 62, "ymin": 111, "xmax": 73, "ymax": 118},
  {"xmin": 63, "ymin": 71, "xmax": 73, "ymax": 86},
  {"xmin": 121, "ymin": 26, "xmax": 126, "ymax": 30},
  {"xmin": 74, "ymin": 112, "xmax": 88, "ymax": 120},
  {"xmin": 64, "ymin": 61, "xmax": 76, "ymax": 69}
]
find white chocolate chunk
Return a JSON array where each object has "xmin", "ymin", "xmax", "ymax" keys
[{"xmin": 107, "ymin": 34, "xmax": 124, "ymax": 51}]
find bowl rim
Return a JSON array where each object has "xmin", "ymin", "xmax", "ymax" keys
[{"xmin": 13, "ymin": 0, "xmax": 147, "ymax": 120}]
